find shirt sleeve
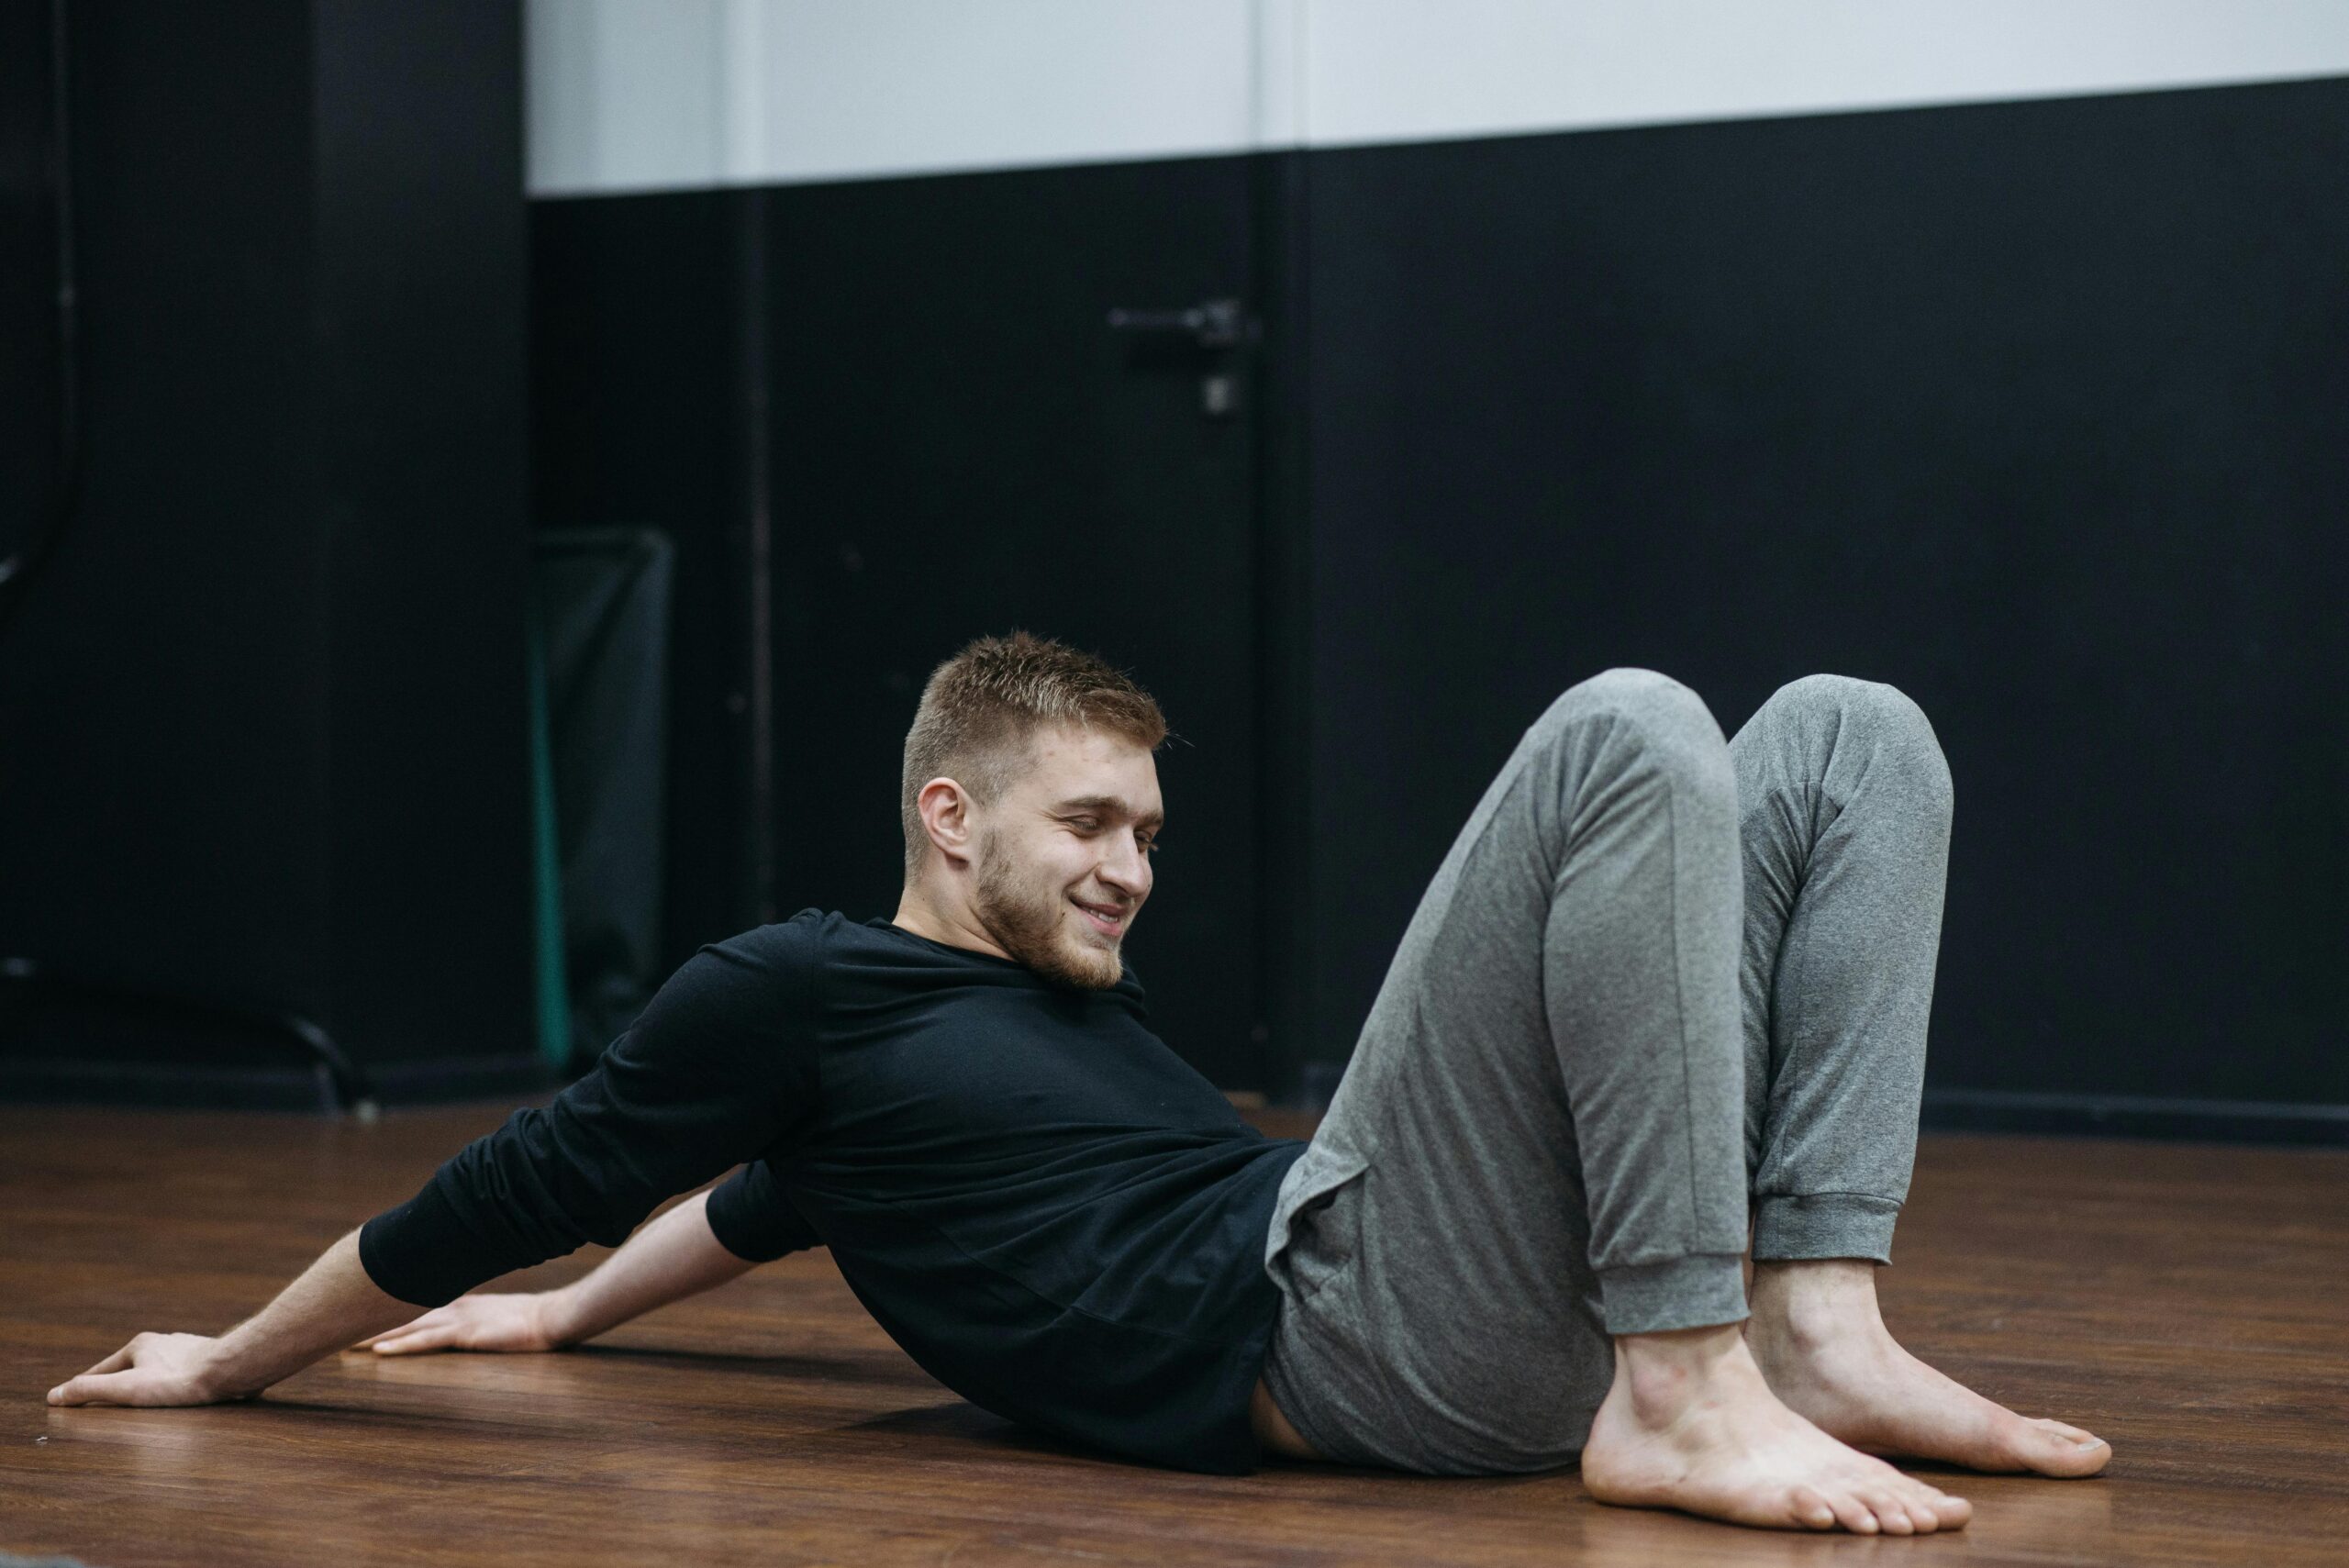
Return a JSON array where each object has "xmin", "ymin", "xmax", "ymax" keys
[
  {"xmin": 358, "ymin": 925, "xmax": 819, "ymax": 1307},
  {"xmin": 704, "ymin": 1159, "xmax": 823, "ymax": 1262}
]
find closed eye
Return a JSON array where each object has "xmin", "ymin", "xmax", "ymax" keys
[{"xmin": 1059, "ymin": 812, "xmax": 1162, "ymax": 851}]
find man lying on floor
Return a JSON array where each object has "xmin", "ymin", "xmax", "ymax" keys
[{"xmin": 49, "ymin": 630, "xmax": 2109, "ymax": 1534}]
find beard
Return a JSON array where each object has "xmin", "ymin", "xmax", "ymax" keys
[{"xmin": 971, "ymin": 829, "xmax": 1126, "ymax": 992}]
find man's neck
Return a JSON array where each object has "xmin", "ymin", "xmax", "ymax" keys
[{"xmin": 890, "ymin": 884, "xmax": 1011, "ymax": 962}]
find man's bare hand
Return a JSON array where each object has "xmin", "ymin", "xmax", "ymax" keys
[
  {"xmin": 351, "ymin": 1292, "xmax": 567, "ymax": 1356},
  {"xmin": 48, "ymin": 1332, "xmax": 243, "ymax": 1407}
]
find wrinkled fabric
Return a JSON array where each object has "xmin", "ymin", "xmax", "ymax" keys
[{"xmin": 1264, "ymin": 670, "xmax": 1953, "ymax": 1474}]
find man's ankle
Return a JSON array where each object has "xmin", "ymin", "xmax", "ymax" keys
[
  {"xmin": 1611, "ymin": 1321, "xmax": 1753, "ymax": 1426},
  {"xmin": 1749, "ymin": 1259, "xmax": 1886, "ymax": 1348}
]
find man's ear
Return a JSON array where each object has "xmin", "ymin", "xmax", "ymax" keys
[{"xmin": 917, "ymin": 776, "xmax": 978, "ymax": 869}]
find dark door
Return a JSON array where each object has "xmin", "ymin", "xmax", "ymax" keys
[{"xmin": 763, "ymin": 154, "xmax": 1266, "ymax": 1091}]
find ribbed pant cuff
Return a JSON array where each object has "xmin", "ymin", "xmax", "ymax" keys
[
  {"xmin": 1753, "ymin": 1192, "xmax": 1901, "ymax": 1263},
  {"xmin": 1596, "ymin": 1252, "xmax": 1750, "ymax": 1335}
]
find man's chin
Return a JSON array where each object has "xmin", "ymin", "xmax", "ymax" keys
[{"xmin": 1043, "ymin": 925, "xmax": 1124, "ymax": 990}]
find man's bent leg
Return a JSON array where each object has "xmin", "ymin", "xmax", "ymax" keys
[
  {"xmin": 1731, "ymin": 673, "xmax": 1954, "ymax": 1253},
  {"xmin": 1729, "ymin": 674, "xmax": 2109, "ymax": 1478},
  {"xmin": 1261, "ymin": 672, "xmax": 1964, "ymax": 1536},
  {"xmin": 1262, "ymin": 668, "xmax": 1749, "ymax": 1474}
]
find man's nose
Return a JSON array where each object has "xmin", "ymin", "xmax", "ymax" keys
[{"xmin": 1099, "ymin": 833, "xmax": 1151, "ymax": 897}]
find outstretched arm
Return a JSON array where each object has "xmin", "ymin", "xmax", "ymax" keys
[
  {"xmin": 50, "ymin": 1190, "xmax": 776, "ymax": 1404},
  {"xmin": 356, "ymin": 1189, "xmax": 754, "ymax": 1355},
  {"xmin": 49, "ymin": 1229, "xmax": 414, "ymax": 1407},
  {"xmin": 50, "ymin": 932, "xmax": 818, "ymax": 1409}
]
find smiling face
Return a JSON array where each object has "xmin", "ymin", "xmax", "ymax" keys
[{"xmin": 958, "ymin": 723, "xmax": 1163, "ymax": 990}]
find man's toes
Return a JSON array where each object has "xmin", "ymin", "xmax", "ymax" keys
[
  {"xmin": 1901, "ymin": 1474, "xmax": 1955, "ymax": 1508},
  {"xmin": 1787, "ymin": 1485, "xmax": 1839, "ymax": 1531},
  {"xmin": 1828, "ymin": 1492, "xmax": 1881, "ymax": 1534},
  {"xmin": 2024, "ymin": 1418, "xmax": 2111, "ymax": 1476},
  {"xmin": 1862, "ymin": 1488, "xmax": 1917, "ymax": 1535},
  {"xmin": 1908, "ymin": 1485, "xmax": 1960, "ymax": 1533},
  {"xmin": 1882, "ymin": 1484, "xmax": 1940, "ymax": 1534}
]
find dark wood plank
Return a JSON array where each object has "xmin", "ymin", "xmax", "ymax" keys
[{"xmin": 3, "ymin": 1106, "xmax": 2343, "ymax": 1565}]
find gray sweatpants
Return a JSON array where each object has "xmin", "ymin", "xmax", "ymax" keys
[{"xmin": 1261, "ymin": 669, "xmax": 1954, "ymax": 1474}]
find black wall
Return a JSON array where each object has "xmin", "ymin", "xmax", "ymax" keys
[
  {"xmin": 531, "ymin": 191, "xmax": 757, "ymax": 981},
  {"xmin": 1296, "ymin": 79, "xmax": 2349, "ymax": 1120},
  {"xmin": 1, "ymin": 0, "xmax": 52, "ymax": 571},
  {"xmin": 531, "ymin": 77, "xmax": 2347, "ymax": 1131},
  {"xmin": 0, "ymin": 0, "xmax": 532, "ymax": 1103},
  {"xmin": 20, "ymin": 18, "xmax": 2333, "ymax": 1124},
  {"xmin": 531, "ymin": 158, "xmax": 1275, "ymax": 1089},
  {"xmin": 23, "ymin": 51, "xmax": 2327, "ymax": 1122}
]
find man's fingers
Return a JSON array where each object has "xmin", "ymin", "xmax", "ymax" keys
[
  {"xmin": 49, "ymin": 1373, "xmax": 117, "ymax": 1407},
  {"xmin": 51, "ymin": 1342, "xmax": 137, "ymax": 1398},
  {"xmin": 51, "ymin": 1372, "xmax": 174, "ymax": 1407},
  {"xmin": 50, "ymin": 1337, "xmax": 149, "ymax": 1402},
  {"xmin": 352, "ymin": 1324, "xmax": 422, "ymax": 1348},
  {"xmin": 77, "ymin": 1344, "xmax": 135, "ymax": 1378},
  {"xmin": 357, "ymin": 1310, "xmax": 445, "ymax": 1349}
]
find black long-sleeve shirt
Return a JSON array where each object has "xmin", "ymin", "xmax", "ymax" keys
[{"xmin": 358, "ymin": 910, "xmax": 1307, "ymax": 1473}]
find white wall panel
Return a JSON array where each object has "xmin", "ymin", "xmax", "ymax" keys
[
  {"xmin": 527, "ymin": 0, "xmax": 1260, "ymax": 195},
  {"xmin": 527, "ymin": 0, "xmax": 2349, "ymax": 195},
  {"xmin": 1301, "ymin": 0, "xmax": 2349, "ymax": 150},
  {"xmin": 743, "ymin": 0, "xmax": 1257, "ymax": 184},
  {"xmin": 527, "ymin": 0, "xmax": 726, "ymax": 195}
]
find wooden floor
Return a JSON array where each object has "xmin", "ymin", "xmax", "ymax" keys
[{"xmin": 3, "ymin": 1104, "xmax": 2344, "ymax": 1567}]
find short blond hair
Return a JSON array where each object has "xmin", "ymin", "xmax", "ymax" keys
[{"xmin": 899, "ymin": 630, "xmax": 1169, "ymax": 882}]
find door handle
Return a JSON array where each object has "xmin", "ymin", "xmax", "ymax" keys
[{"xmin": 1106, "ymin": 297, "xmax": 1260, "ymax": 350}]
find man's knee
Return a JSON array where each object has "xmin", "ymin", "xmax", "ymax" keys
[
  {"xmin": 1762, "ymin": 674, "xmax": 1953, "ymax": 816},
  {"xmin": 1537, "ymin": 667, "xmax": 1731, "ymax": 791}
]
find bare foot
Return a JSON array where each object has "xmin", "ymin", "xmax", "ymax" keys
[
  {"xmin": 1749, "ymin": 1259, "xmax": 2111, "ymax": 1478},
  {"xmin": 1580, "ymin": 1321, "xmax": 1972, "ymax": 1533}
]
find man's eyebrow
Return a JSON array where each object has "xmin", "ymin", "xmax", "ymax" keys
[{"xmin": 1052, "ymin": 795, "xmax": 1165, "ymax": 829}]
